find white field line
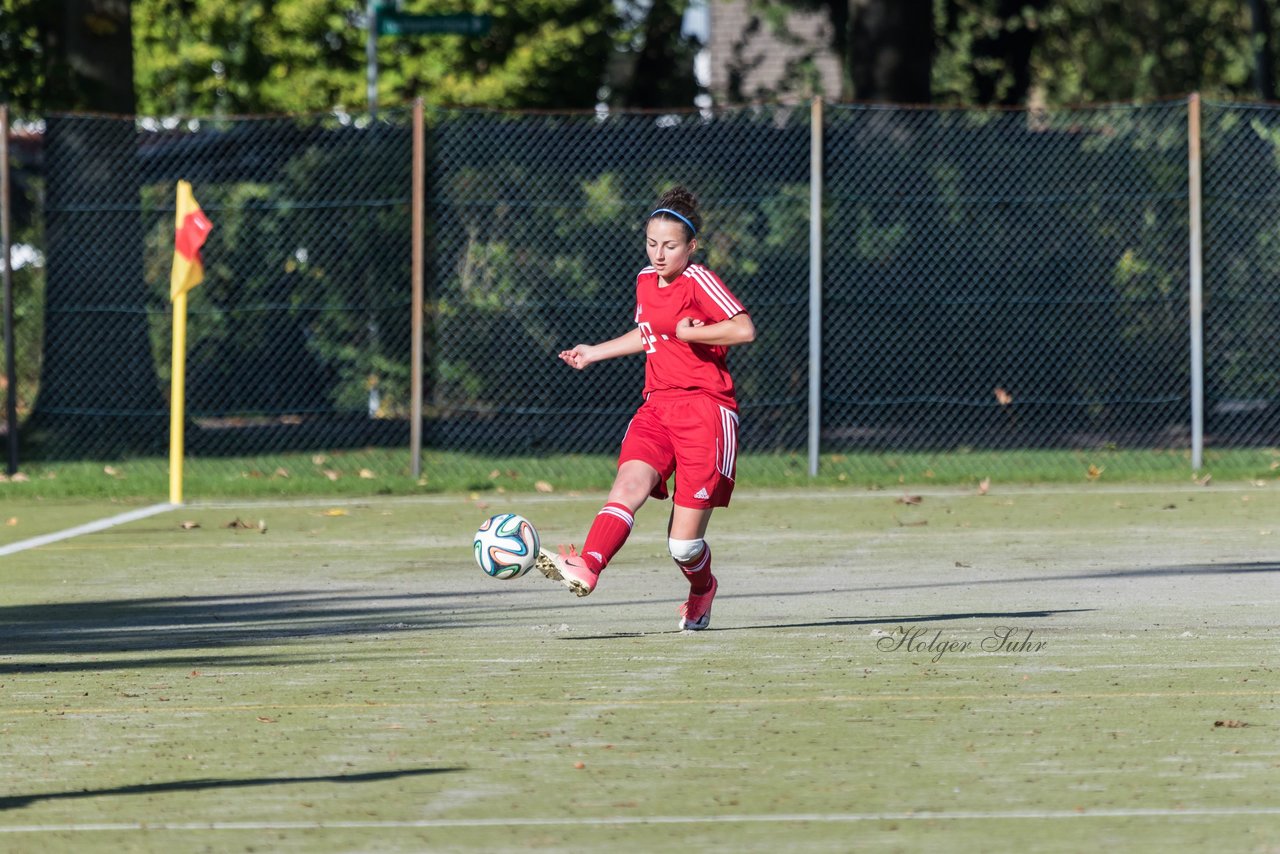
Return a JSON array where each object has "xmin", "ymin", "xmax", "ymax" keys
[
  {"xmin": 0, "ymin": 503, "xmax": 176, "ymax": 557},
  {"xmin": 2, "ymin": 806, "xmax": 1279, "ymax": 833}
]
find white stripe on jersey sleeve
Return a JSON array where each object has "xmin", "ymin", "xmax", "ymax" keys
[
  {"xmin": 635, "ymin": 267, "xmax": 655, "ymax": 323},
  {"xmin": 686, "ymin": 265, "xmax": 745, "ymax": 319}
]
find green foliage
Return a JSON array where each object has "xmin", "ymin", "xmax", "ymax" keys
[
  {"xmin": 0, "ymin": 249, "xmax": 43, "ymax": 423},
  {"xmin": 0, "ymin": 106, "xmax": 45, "ymax": 425},
  {"xmin": 933, "ymin": 0, "xmax": 1262, "ymax": 106},
  {"xmin": 1031, "ymin": 0, "xmax": 1257, "ymax": 103},
  {"xmin": 747, "ymin": 0, "xmax": 1276, "ymax": 107},
  {"xmin": 132, "ymin": 0, "xmax": 618, "ymax": 115},
  {"xmin": 4, "ymin": 0, "xmax": 1280, "ymax": 114},
  {"xmin": 932, "ymin": 0, "xmax": 1042, "ymax": 104},
  {"xmin": 0, "ymin": 0, "xmax": 42, "ymax": 106}
]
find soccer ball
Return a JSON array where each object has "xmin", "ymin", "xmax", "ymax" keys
[{"xmin": 473, "ymin": 513, "xmax": 540, "ymax": 579}]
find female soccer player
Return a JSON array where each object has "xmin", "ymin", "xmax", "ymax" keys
[{"xmin": 536, "ymin": 186, "xmax": 755, "ymax": 631}]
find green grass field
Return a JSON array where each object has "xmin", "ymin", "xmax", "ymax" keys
[
  {"xmin": 2, "ymin": 484, "xmax": 1279, "ymax": 851},
  {"xmin": 4, "ymin": 445, "xmax": 1280, "ymax": 501}
]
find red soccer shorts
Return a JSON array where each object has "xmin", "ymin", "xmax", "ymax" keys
[{"xmin": 618, "ymin": 389, "xmax": 739, "ymax": 508}]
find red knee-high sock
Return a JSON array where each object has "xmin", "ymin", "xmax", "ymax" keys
[
  {"xmin": 580, "ymin": 502, "xmax": 634, "ymax": 572},
  {"xmin": 678, "ymin": 542, "xmax": 714, "ymax": 594}
]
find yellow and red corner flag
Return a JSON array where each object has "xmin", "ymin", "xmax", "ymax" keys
[
  {"xmin": 168, "ymin": 180, "xmax": 212, "ymax": 505},
  {"xmin": 170, "ymin": 180, "xmax": 213, "ymax": 300}
]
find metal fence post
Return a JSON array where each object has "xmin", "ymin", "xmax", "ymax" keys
[
  {"xmin": 1188, "ymin": 92, "xmax": 1204, "ymax": 471},
  {"xmin": 411, "ymin": 97, "xmax": 425, "ymax": 478},
  {"xmin": 808, "ymin": 96, "xmax": 824, "ymax": 477}
]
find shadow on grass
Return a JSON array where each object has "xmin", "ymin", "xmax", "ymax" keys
[
  {"xmin": 559, "ymin": 560, "xmax": 1280, "ymax": 639},
  {"xmin": 0, "ymin": 588, "xmax": 537, "ymax": 669},
  {"xmin": 562, "ymin": 607, "xmax": 1095, "ymax": 639},
  {"xmin": 0, "ymin": 766, "xmax": 463, "ymax": 812},
  {"xmin": 850, "ymin": 560, "xmax": 1280, "ymax": 594},
  {"xmin": 5, "ymin": 561, "xmax": 1272, "ymax": 665},
  {"xmin": 722, "ymin": 606, "xmax": 1096, "ymax": 633}
]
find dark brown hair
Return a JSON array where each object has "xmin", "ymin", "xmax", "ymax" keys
[{"xmin": 648, "ymin": 185, "xmax": 701, "ymax": 240}]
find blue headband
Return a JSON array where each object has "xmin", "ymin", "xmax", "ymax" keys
[{"xmin": 648, "ymin": 207, "xmax": 697, "ymax": 236}]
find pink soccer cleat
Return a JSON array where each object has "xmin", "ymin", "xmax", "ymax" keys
[
  {"xmin": 678, "ymin": 574, "xmax": 718, "ymax": 631},
  {"xmin": 535, "ymin": 544, "xmax": 599, "ymax": 597}
]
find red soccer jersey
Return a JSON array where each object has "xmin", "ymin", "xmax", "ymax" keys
[{"xmin": 633, "ymin": 263, "xmax": 747, "ymax": 404}]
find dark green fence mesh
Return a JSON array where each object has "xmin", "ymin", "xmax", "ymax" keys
[
  {"xmin": 3, "ymin": 98, "xmax": 1279, "ymax": 495},
  {"xmin": 425, "ymin": 106, "xmax": 810, "ymax": 459},
  {"xmin": 1202, "ymin": 101, "xmax": 1280, "ymax": 446},
  {"xmin": 10, "ymin": 110, "xmax": 414, "ymax": 485},
  {"xmin": 823, "ymin": 101, "xmax": 1191, "ymax": 454}
]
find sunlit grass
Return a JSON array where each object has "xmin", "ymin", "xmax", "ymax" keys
[{"xmin": 3, "ymin": 445, "xmax": 1279, "ymax": 501}]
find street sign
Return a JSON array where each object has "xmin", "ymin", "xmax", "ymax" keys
[{"xmin": 377, "ymin": 12, "xmax": 492, "ymax": 37}]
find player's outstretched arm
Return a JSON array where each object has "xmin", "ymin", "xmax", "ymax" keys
[
  {"xmin": 674, "ymin": 312, "xmax": 756, "ymax": 347},
  {"xmin": 559, "ymin": 327, "xmax": 645, "ymax": 370}
]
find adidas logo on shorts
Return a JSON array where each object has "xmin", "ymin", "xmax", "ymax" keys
[{"xmin": 694, "ymin": 487, "xmax": 710, "ymax": 500}]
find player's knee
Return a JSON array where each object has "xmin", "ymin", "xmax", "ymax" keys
[
  {"xmin": 612, "ymin": 462, "xmax": 659, "ymax": 502},
  {"xmin": 668, "ymin": 537, "xmax": 705, "ymax": 563}
]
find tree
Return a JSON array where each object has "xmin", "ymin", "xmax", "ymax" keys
[
  {"xmin": 1027, "ymin": 0, "xmax": 1259, "ymax": 104},
  {"xmin": 613, "ymin": 0, "xmax": 702, "ymax": 108},
  {"xmin": 748, "ymin": 0, "xmax": 1275, "ymax": 107},
  {"xmin": 132, "ymin": 0, "xmax": 620, "ymax": 115},
  {"xmin": 1246, "ymin": 0, "xmax": 1274, "ymax": 99},
  {"xmin": 748, "ymin": 0, "xmax": 932, "ymax": 103},
  {"xmin": 35, "ymin": 0, "xmax": 136, "ymax": 112},
  {"xmin": 848, "ymin": 0, "xmax": 933, "ymax": 102},
  {"xmin": 936, "ymin": 0, "xmax": 1051, "ymax": 106},
  {"xmin": 0, "ymin": 0, "xmax": 43, "ymax": 107}
]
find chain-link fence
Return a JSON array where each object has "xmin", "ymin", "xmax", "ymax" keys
[
  {"xmin": 823, "ymin": 101, "xmax": 1191, "ymax": 454},
  {"xmin": 2, "ymin": 97, "xmax": 1279, "ymax": 496},
  {"xmin": 426, "ymin": 105, "xmax": 810, "ymax": 460},
  {"xmin": 3, "ymin": 109, "xmax": 414, "ymax": 489},
  {"xmin": 1202, "ymin": 102, "xmax": 1280, "ymax": 447}
]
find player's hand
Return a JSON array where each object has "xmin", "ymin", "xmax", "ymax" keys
[
  {"xmin": 558, "ymin": 345, "xmax": 594, "ymax": 370},
  {"xmin": 674, "ymin": 317, "xmax": 705, "ymax": 341}
]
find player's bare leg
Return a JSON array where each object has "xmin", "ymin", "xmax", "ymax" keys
[{"xmin": 538, "ymin": 460, "xmax": 660, "ymax": 597}]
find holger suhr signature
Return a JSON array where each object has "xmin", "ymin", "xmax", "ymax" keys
[{"xmin": 875, "ymin": 625, "xmax": 1048, "ymax": 663}]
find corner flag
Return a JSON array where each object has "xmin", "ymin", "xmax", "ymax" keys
[
  {"xmin": 168, "ymin": 180, "xmax": 212, "ymax": 505},
  {"xmin": 170, "ymin": 180, "xmax": 212, "ymax": 300}
]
